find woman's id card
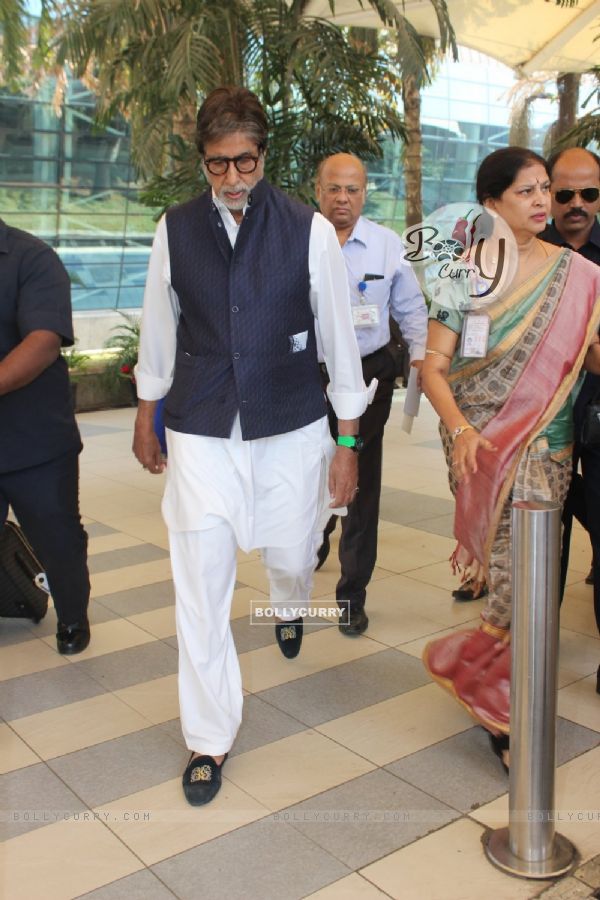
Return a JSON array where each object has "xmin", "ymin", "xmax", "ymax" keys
[{"xmin": 460, "ymin": 312, "xmax": 490, "ymax": 358}]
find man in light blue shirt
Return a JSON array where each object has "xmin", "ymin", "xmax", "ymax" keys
[{"xmin": 316, "ymin": 153, "xmax": 427, "ymax": 635}]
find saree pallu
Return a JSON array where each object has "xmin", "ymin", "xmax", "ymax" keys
[{"xmin": 423, "ymin": 250, "xmax": 600, "ymax": 735}]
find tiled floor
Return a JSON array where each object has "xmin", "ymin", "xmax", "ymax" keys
[{"xmin": 1, "ymin": 396, "xmax": 600, "ymax": 900}]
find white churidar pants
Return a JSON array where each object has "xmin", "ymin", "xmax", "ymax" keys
[{"xmin": 164, "ymin": 415, "xmax": 338, "ymax": 755}]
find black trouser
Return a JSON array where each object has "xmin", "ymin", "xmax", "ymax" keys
[
  {"xmin": 560, "ymin": 443, "xmax": 600, "ymax": 635},
  {"xmin": 0, "ymin": 451, "xmax": 90, "ymax": 625},
  {"xmin": 322, "ymin": 345, "xmax": 397, "ymax": 612}
]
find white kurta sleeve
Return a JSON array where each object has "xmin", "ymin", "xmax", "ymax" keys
[
  {"xmin": 309, "ymin": 213, "xmax": 374, "ymax": 421},
  {"xmin": 134, "ymin": 216, "xmax": 180, "ymax": 400}
]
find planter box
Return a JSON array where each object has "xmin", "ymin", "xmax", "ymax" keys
[{"xmin": 70, "ymin": 370, "xmax": 137, "ymax": 412}]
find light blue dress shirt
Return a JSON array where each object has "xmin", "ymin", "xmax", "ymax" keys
[{"xmin": 341, "ymin": 216, "xmax": 427, "ymax": 361}]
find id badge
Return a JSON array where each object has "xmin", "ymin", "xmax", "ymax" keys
[
  {"xmin": 352, "ymin": 304, "xmax": 380, "ymax": 328},
  {"xmin": 460, "ymin": 312, "xmax": 490, "ymax": 358}
]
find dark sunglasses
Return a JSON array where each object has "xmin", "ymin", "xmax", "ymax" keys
[{"xmin": 553, "ymin": 187, "xmax": 600, "ymax": 204}]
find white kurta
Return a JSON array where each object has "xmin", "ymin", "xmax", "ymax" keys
[{"xmin": 136, "ymin": 192, "xmax": 374, "ymax": 549}]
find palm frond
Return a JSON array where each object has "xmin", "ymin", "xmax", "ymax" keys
[
  {"xmin": 0, "ymin": 0, "xmax": 28, "ymax": 85},
  {"xmin": 553, "ymin": 110, "xmax": 600, "ymax": 148}
]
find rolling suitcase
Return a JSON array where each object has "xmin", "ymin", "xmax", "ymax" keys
[{"xmin": 0, "ymin": 521, "xmax": 49, "ymax": 622}]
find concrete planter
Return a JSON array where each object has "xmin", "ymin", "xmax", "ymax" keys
[{"xmin": 70, "ymin": 369, "xmax": 138, "ymax": 412}]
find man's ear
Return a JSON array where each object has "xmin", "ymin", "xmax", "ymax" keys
[{"xmin": 483, "ymin": 198, "xmax": 496, "ymax": 212}]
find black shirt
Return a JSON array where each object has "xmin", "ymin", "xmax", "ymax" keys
[
  {"xmin": 541, "ymin": 218, "xmax": 600, "ymax": 266},
  {"xmin": 541, "ymin": 217, "xmax": 600, "ymax": 429},
  {"xmin": 0, "ymin": 219, "xmax": 81, "ymax": 472}
]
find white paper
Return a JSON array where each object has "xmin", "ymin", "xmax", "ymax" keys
[{"xmin": 402, "ymin": 366, "xmax": 421, "ymax": 434}]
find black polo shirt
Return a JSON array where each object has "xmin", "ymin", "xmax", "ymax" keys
[
  {"xmin": 0, "ymin": 219, "xmax": 81, "ymax": 473},
  {"xmin": 541, "ymin": 217, "xmax": 600, "ymax": 425}
]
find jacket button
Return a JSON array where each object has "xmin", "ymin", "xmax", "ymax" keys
[
  {"xmin": 231, "ymin": 306, "xmax": 239, "ymax": 313},
  {"xmin": 233, "ymin": 352, "xmax": 240, "ymax": 360}
]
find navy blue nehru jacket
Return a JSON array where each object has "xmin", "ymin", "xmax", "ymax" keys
[
  {"xmin": 0, "ymin": 219, "xmax": 81, "ymax": 473},
  {"xmin": 165, "ymin": 179, "xmax": 326, "ymax": 440}
]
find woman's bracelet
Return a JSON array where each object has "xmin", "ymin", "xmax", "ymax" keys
[
  {"xmin": 425, "ymin": 348, "xmax": 452, "ymax": 360},
  {"xmin": 452, "ymin": 424, "xmax": 476, "ymax": 439}
]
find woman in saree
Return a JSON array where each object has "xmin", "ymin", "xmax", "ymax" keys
[{"xmin": 421, "ymin": 147, "xmax": 600, "ymax": 771}]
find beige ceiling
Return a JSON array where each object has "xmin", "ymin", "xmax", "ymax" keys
[{"xmin": 306, "ymin": 0, "xmax": 600, "ymax": 73}]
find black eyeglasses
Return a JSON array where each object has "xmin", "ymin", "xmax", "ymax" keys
[
  {"xmin": 553, "ymin": 187, "xmax": 600, "ymax": 204},
  {"xmin": 203, "ymin": 153, "xmax": 260, "ymax": 176}
]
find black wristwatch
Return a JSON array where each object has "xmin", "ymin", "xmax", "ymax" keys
[{"xmin": 336, "ymin": 435, "xmax": 364, "ymax": 453}]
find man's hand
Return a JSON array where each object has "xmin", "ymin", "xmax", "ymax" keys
[
  {"xmin": 411, "ymin": 358, "xmax": 423, "ymax": 389},
  {"xmin": 133, "ymin": 400, "xmax": 166, "ymax": 474},
  {"xmin": 328, "ymin": 446, "xmax": 358, "ymax": 507}
]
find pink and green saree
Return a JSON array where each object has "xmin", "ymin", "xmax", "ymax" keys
[{"xmin": 423, "ymin": 249, "xmax": 600, "ymax": 734}]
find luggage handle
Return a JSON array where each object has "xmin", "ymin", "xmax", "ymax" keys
[{"xmin": 14, "ymin": 549, "xmax": 49, "ymax": 594}]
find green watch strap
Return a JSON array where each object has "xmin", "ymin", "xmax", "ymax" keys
[{"xmin": 337, "ymin": 435, "xmax": 358, "ymax": 448}]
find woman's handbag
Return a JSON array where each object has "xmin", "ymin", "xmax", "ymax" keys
[
  {"xmin": 0, "ymin": 521, "xmax": 49, "ymax": 622},
  {"xmin": 580, "ymin": 390, "xmax": 600, "ymax": 448}
]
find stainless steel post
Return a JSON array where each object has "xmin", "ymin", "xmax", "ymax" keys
[{"xmin": 484, "ymin": 500, "xmax": 577, "ymax": 878}]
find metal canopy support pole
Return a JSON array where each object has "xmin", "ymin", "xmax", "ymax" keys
[{"xmin": 484, "ymin": 500, "xmax": 577, "ymax": 879}]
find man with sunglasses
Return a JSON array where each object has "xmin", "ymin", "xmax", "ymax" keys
[
  {"xmin": 544, "ymin": 148, "xmax": 600, "ymax": 259},
  {"xmin": 133, "ymin": 87, "xmax": 372, "ymax": 805},
  {"xmin": 543, "ymin": 147, "xmax": 600, "ymax": 693}
]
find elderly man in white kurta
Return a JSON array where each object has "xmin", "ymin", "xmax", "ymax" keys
[{"xmin": 133, "ymin": 86, "xmax": 373, "ymax": 806}]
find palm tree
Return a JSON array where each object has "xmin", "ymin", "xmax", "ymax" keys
[
  {"xmin": 553, "ymin": 67, "xmax": 600, "ymax": 149},
  {"xmin": 361, "ymin": 1, "xmax": 456, "ymax": 225},
  {"xmin": 0, "ymin": 0, "xmax": 62, "ymax": 89},
  {"xmin": 55, "ymin": 0, "xmax": 414, "ymax": 207},
  {"xmin": 0, "ymin": 0, "xmax": 28, "ymax": 86}
]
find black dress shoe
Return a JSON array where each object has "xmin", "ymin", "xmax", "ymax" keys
[
  {"xmin": 275, "ymin": 617, "xmax": 303, "ymax": 658},
  {"xmin": 315, "ymin": 534, "xmax": 330, "ymax": 570},
  {"xmin": 451, "ymin": 580, "xmax": 489, "ymax": 602},
  {"xmin": 182, "ymin": 752, "xmax": 228, "ymax": 806},
  {"xmin": 56, "ymin": 620, "xmax": 90, "ymax": 655},
  {"xmin": 339, "ymin": 608, "xmax": 369, "ymax": 636}
]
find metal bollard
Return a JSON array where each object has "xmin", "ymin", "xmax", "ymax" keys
[{"xmin": 483, "ymin": 500, "xmax": 578, "ymax": 878}]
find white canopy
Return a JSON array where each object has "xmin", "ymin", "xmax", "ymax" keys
[{"xmin": 306, "ymin": 0, "xmax": 600, "ymax": 74}]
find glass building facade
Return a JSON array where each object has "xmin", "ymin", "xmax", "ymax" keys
[
  {"xmin": 0, "ymin": 45, "xmax": 591, "ymax": 333},
  {"xmin": 364, "ymin": 47, "xmax": 563, "ymax": 228},
  {"xmin": 0, "ymin": 78, "xmax": 156, "ymax": 315}
]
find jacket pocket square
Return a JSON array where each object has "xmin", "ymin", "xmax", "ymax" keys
[{"xmin": 289, "ymin": 331, "xmax": 308, "ymax": 352}]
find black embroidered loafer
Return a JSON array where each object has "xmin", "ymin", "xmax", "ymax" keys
[
  {"xmin": 56, "ymin": 620, "xmax": 90, "ymax": 655},
  {"xmin": 338, "ymin": 608, "xmax": 368, "ymax": 636},
  {"xmin": 275, "ymin": 617, "xmax": 303, "ymax": 658},
  {"xmin": 182, "ymin": 752, "xmax": 228, "ymax": 806}
]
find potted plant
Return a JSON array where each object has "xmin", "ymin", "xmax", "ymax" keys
[
  {"xmin": 104, "ymin": 312, "xmax": 141, "ymax": 405},
  {"xmin": 62, "ymin": 341, "xmax": 90, "ymax": 410}
]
